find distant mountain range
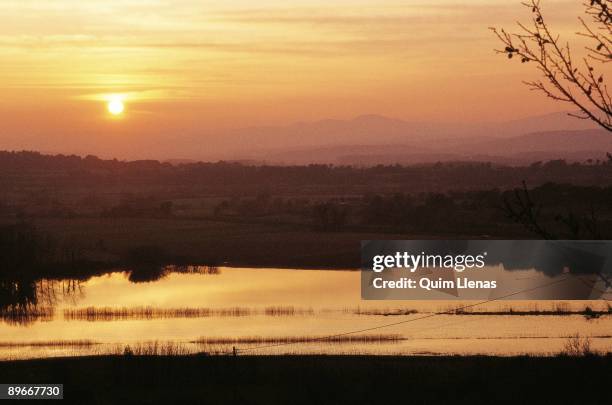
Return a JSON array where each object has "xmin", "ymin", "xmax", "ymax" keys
[{"xmin": 207, "ymin": 112, "xmax": 609, "ymax": 165}]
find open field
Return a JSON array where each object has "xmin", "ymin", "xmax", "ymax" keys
[
  {"xmin": 1, "ymin": 355, "xmax": 610, "ymax": 404},
  {"xmin": 30, "ymin": 217, "xmax": 415, "ymax": 269}
]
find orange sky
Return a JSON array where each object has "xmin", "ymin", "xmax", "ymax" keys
[{"xmin": 0, "ymin": 1, "xmax": 589, "ymax": 159}]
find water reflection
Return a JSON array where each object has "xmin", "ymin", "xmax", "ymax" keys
[
  {"xmin": 0, "ymin": 266, "xmax": 218, "ymax": 325},
  {"xmin": 128, "ymin": 264, "xmax": 218, "ymax": 283},
  {"xmin": 0, "ymin": 279, "xmax": 82, "ymax": 326},
  {"xmin": 0, "ymin": 267, "xmax": 609, "ymax": 359},
  {"xmin": 0, "ymin": 221, "xmax": 222, "ymax": 324}
]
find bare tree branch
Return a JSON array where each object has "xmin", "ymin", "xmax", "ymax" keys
[
  {"xmin": 503, "ymin": 181, "xmax": 605, "ymax": 239},
  {"xmin": 491, "ymin": 0, "xmax": 612, "ymax": 131},
  {"xmin": 503, "ymin": 181, "xmax": 555, "ymax": 239}
]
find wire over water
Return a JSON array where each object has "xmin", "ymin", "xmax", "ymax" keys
[{"xmin": 233, "ymin": 276, "xmax": 572, "ymax": 354}]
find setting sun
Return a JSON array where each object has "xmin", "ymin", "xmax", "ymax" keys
[{"xmin": 107, "ymin": 99, "xmax": 124, "ymax": 116}]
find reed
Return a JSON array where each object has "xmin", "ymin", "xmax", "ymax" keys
[
  {"xmin": 264, "ymin": 306, "xmax": 314, "ymax": 316},
  {"xmin": 120, "ymin": 341, "xmax": 192, "ymax": 356},
  {"xmin": 347, "ymin": 307, "xmax": 419, "ymax": 316},
  {"xmin": 63, "ymin": 305, "xmax": 317, "ymax": 320},
  {"xmin": 561, "ymin": 334, "xmax": 594, "ymax": 357},
  {"xmin": 442, "ymin": 303, "xmax": 611, "ymax": 318},
  {"xmin": 192, "ymin": 334, "xmax": 404, "ymax": 345},
  {"xmin": 451, "ymin": 308, "xmax": 610, "ymax": 317},
  {"xmin": 63, "ymin": 306, "xmax": 253, "ymax": 320},
  {"xmin": 0, "ymin": 339, "xmax": 98, "ymax": 348},
  {"xmin": 0, "ymin": 306, "xmax": 54, "ymax": 326}
]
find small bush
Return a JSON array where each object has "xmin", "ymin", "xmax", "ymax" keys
[
  {"xmin": 121, "ymin": 341, "xmax": 191, "ymax": 356},
  {"xmin": 562, "ymin": 334, "xmax": 593, "ymax": 357}
]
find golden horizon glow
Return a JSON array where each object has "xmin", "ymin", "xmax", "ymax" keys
[{"xmin": 0, "ymin": 0, "xmax": 590, "ymax": 158}]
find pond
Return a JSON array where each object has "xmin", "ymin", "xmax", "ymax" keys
[{"xmin": 0, "ymin": 267, "xmax": 610, "ymax": 359}]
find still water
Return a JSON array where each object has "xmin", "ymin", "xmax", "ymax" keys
[{"xmin": 1, "ymin": 267, "xmax": 610, "ymax": 359}]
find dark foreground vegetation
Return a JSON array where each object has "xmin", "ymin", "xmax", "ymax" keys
[{"xmin": 1, "ymin": 355, "xmax": 610, "ymax": 405}]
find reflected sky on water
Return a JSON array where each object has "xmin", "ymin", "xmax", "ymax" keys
[{"xmin": 0, "ymin": 267, "xmax": 610, "ymax": 359}]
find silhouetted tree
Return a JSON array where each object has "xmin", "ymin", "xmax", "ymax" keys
[
  {"xmin": 503, "ymin": 181, "xmax": 604, "ymax": 239},
  {"xmin": 312, "ymin": 202, "xmax": 349, "ymax": 231},
  {"xmin": 491, "ymin": 0, "xmax": 611, "ymax": 130}
]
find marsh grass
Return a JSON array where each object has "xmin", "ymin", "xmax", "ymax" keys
[
  {"xmin": 264, "ymin": 306, "xmax": 314, "ymax": 316},
  {"xmin": 0, "ymin": 306, "xmax": 54, "ymax": 326},
  {"xmin": 442, "ymin": 303, "xmax": 611, "ymax": 318},
  {"xmin": 192, "ymin": 334, "xmax": 404, "ymax": 345},
  {"xmin": 561, "ymin": 334, "xmax": 594, "ymax": 357},
  {"xmin": 0, "ymin": 339, "xmax": 98, "ymax": 348},
  {"xmin": 62, "ymin": 303, "xmax": 612, "ymax": 321},
  {"xmin": 345, "ymin": 303, "xmax": 612, "ymax": 318},
  {"xmin": 64, "ymin": 306, "xmax": 252, "ymax": 320},
  {"xmin": 347, "ymin": 307, "xmax": 419, "ymax": 316},
  {"xmin": 119, "ymin": 341, "xmax": 193, "ymax": 356},
  {"xmin": 63, "ymin": 305, "xmax": 315, "ymax": 321}
]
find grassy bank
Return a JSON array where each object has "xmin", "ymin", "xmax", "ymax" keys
[{"xmin": 0, "ymin": 355, "xmax": 610, "ymax": 404}]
